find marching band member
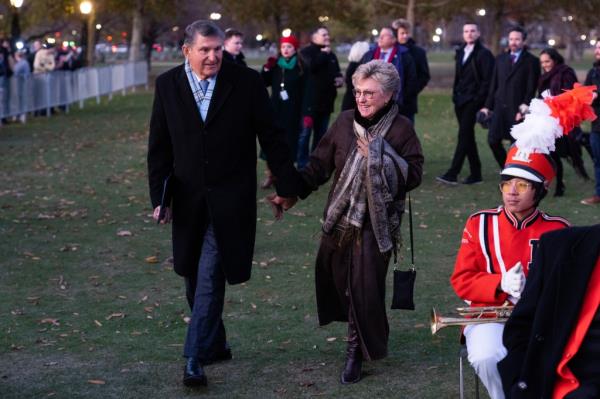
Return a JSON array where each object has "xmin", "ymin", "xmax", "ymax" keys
[{"xmin": 450, "ymin": 84, "xmax": 598, "ymax": 399}]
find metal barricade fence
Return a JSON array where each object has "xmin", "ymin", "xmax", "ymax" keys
[{"xmin": 0, "ymin": 61, "xmax": 148, "ymax": 121}]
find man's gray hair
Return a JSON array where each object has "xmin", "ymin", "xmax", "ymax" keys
[
  {"xmin": 352, "ymin": 60, "xmax": 400, "ymax": 96},
  {"xmin": 348, "ymin": 41, "xmax": 370, "ymax": 63},
  {"xmin": 183, "ymin": 20, "xmax": 224, "ymax": 45}
]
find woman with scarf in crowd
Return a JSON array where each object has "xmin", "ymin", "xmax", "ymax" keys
[
  {"xmin": 274, "ymin": 60, "xmax": 423, "ymax": 384},
  {"xmin": 537, "ymin": 47, "xmax": 590, "ymax": 196},
  {"xmin": 260, "ymin": 35, "xmax": 305, "ymax": 188}
]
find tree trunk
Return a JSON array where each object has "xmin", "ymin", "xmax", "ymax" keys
[
  {"xmin": 406, "ymin": 0, "xmax": 415, "ymax": 36},
  {"xmin": 490, "ymin": 4, "xmax": 504, "ymax": 56},
  {"xmin": 129, "ymin": 0, "xmax": 144, "ymax": 63}
]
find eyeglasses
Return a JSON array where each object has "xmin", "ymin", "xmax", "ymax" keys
[
  {"xmin": 499, "ymin": 181, "xmax": 532, "ymax": 194},
  {"xmin": 352, "ymin": 89, "xmax": 376, "ymax": 99}
]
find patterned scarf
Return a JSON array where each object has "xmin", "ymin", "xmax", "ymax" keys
[
  {"xmin": 323, "ymin": 103, "xmax": 399, "ymax": 244},
  {"xmin": 184, "ymin": 58, "xmax": 206, "ymax": 113}
]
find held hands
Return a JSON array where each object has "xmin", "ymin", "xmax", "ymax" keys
[
  {"xmin": 500, "ymin": 262, "xmax": 525, "ymax": 299},
  {"xmin": 266, "ymin": 193, "xmax": 297, "ymax": 220},
  {"xmin": 153, "ymin": 205, "xmax": 172, "ymax": 224}
]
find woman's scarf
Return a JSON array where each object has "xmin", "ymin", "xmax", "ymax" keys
[
  {"xmin": 538, "ymin": 63, "xmax": 575, "ymax": 96},
  {"xmin": 322, "ymin": 102, "xmax": 402, "ymax": 251},
  {"xmin": 278, "ymin": 55, "xmax": 297, "ymax": 70}
]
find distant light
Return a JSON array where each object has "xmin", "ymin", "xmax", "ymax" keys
[
  {"xmin": 10, "ymin": 0, "xmax": 24, "ymax": 8},
  {"xmin": 62, "ymin": 41, "xmax": 69, "ymax": 48},
  {"xmin": 47, "ymin": 38, "xmax": 56, "ymax": 44},
  {"xmin": 548, "ymin": 39, "xmax": 556, "ymax": 46},
  {"xmin": 255, "ymin": 34, "xmax": 263, "ymax": 41},
  {"xmin": 371, "ymin": 29, "xmax": 378, "ymax": 36},
  {"xmin": 79, "ymin": 1, "xmax": 93, "ymax": 15},
  {"xmin": 15, "ymin": 41, "xmax": 24, "ymax": 50},
  {"xmin": 172, "ymin": 26, "xmax": 179, "ymax": 32},
  {"xmin": 318, "ymin": 15, "xmax": 329, "ymax": 23},
  {"xmin": 432, "ymin": 35, "xmax": 441, "ymax": 43},
  {"xmin": 96, "ymin": 23, "xmax": 102, "ymax": 30},
  {"xmin": 591, "ymin": 39, "xmax": 598, "ymax": 46},
  {"xmin": 477, "ymin": 8, "xmax": 486, "ymax": 16},
  {"xmin": 69, "ymin": 41, "xmax": 75, "ymax": 47},
  {"xmin": 581, "ymin": 34, "xmax": 587, "ymax": 41},
  {"xmin": 107, "ymin": 35, "xmax": 113, "ymax": 42},
  {"xmin": 72, "ymin": 30, "xmax": 78, "ymax": 36},
  {"xmin": 209, "ymin": 12, "xmax": 221, "ymax": 20},
  {"xmin": 435, "ymin": 27, "xmax": 443, "ymax": 35},
  {"xmin": 567, "ymin": 15, "xmax": 574, "ymax": 21},
  {"xmin": 282, "ymin": 28, "xmax": 292, "ymax": 38}
]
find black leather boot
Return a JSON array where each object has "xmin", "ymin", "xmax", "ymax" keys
[
  {"xmin": 340, "ymin": 314, "xmax": 362, "ymax": 384},
  {"xmin": 183, "ymin": 357, "xmax": 207, "ymax": 387}
]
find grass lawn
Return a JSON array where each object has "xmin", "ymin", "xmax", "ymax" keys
[{"xmin": 0, "ymin": 88, "xmax": 598, "ymax": 399}]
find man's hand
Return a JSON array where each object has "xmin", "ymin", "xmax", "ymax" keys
[
  {"xmin": 321, "ymin": 46, "xmax": 331, "ymax": 53},
  {"xmin": 153, "ymin": 205, "xmax": 172, "ymax": 224},
  {"xmin": 266, "ymin": 194, "xmax": 298, "ymax": 220},
  {"xmin": 500, "ymin": 262, "xmax": 525, "ymax": 298},
  {"xmin": 334, "ymin": 76, "xmax": 344, "ymax": 88},
  {"xmin": 515, "ymin": 112, "xmax": 523, "ymax": 122}
]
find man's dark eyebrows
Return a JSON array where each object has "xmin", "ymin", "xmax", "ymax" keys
[{"xmin": 199, "ymin": 45, "xmax": 223, "ymax": 52}]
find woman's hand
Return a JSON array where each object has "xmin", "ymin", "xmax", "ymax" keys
[{"xmin": 357, "ymin": 136, "xmax": 370, "ymax": 157}]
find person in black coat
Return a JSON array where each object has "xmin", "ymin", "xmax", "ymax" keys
[
  {"xmin": 498, "ymin": 224, "xmax": 600, "ymax": 399},
  {"xmin": 437, "ymin": 22, "xmax": 494, "ymax": 185},
  {"xmin": 341, "ymin": 41, "xmax": 370, "ymax": 111},
  {"xmin": 582, "ymin": 41, "xmax": 600, "ymax": 205},
  {"xmin": 222, "ymin": 28, "xmax": 247, "ymax": 67},
  {"xmin": 297, "ymin": 26, "xmax": 343, "ymax": 169},
  {"xmin": 147, "ymin": 20, "xmax": 304, "ymax": 387},
  {"xmin": 481, "ymin": 26, "xmax": 540, "ymax": 169},
  {"xmin": 394, "ymin": 18, "xmax": 431, "ymax": 123},
  {"xmin": 360, "ymin": 26, "xmax": 418, "ymax": 122}
]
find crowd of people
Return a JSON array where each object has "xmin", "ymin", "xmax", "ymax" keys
[{"xmin": 146, "ymin": 18, "xmax": 599, "ymax": 398}]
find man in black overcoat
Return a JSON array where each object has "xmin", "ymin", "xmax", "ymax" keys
[
  {"xmin": 481, "ymin": 26, "xmax": 540, "ymax": 168},
  {"xmin": 498, "ymin": 224, "xmax": 600, "ymax": 398},
  {"xmin": 298, "ymin": 26, "xmax": 343, "ymax": 169},
  {"xmin": 437, "ymin": 22, "xmax": 494, "ymax": 185},
  {"xmin": 394, "ymin": 18, "xmax": 430, "ymax": 124},
  {"xmin": 147, "ymin": 20, "xmax": 303, "ymax": 387}
]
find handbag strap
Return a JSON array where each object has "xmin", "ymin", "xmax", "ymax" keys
[{"xmin": 408, "ymin": 192, "xmax": 415, "ymax": 271}]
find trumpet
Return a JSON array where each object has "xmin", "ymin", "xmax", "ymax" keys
[{"xmin": 430, "ymin": 305, "xmax": 513, "ymax": 335}]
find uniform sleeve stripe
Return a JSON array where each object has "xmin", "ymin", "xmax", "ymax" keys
[{"xmin": 492, "ymin": 214, "xmax": 507, "ymax": 274}]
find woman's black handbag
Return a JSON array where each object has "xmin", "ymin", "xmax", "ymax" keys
[{"xmin": 391, "ymin": 193, "xmax": 416, "ymax": 310}]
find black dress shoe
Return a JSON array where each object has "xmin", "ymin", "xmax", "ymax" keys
[
  {"xmin": 205, "ymin": 347, "xmax": 232, "ymax": 365},
  {"xmin": 183, "ymin": 357, "xmax": 207, "ymax": 387},
  {"xmin": 461, "ymin": 175, "xmax": 483, "ymax": 185},
  {"xmin": 436, "ymin": 173, "xmax": 458, "ymax": 185}
]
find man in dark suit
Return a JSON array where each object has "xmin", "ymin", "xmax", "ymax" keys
[
  {"xmin": 298, "ymin": 26, "xmax": 343, "ymax": 169},
  {"xmin": 394, "ymin": 18, "xmax": 430, "ymax": 124},
  {"xmin": 360, "ymin": 26, "xmax": 417, "ymax": 122},
  {"xmin": 481, "ymin": 26, "xmax": 540, "ymax": 169},
  {"xmin": 498, "ymin": 224, "xmax": 600, "ymax": 398},
  {"xmin": 147, "ymin": 20, "xmax": 302, "ymax": 387},
  {"xmin": 437, "ymin": 22, "xmax": 494, "ymax": 185}
]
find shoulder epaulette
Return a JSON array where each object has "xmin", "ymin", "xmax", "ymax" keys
[
  {"xmin": 469, "ymin": 207, "xmax": 502, "ymax": 219},
  {"xmin": 540, "ymin": 212, "xmax": 571, "ymax": 227}
]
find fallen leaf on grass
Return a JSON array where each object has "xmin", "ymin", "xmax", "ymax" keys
[
  {"xmin": 116, "ymin": 230, "xmax": 132, "ymax": 237},
  {"xmin": 40, "ymin": 318, "xmax": 60, "ymax": 326},
  {"xmin": 299, "ymin": 381, "xmax": 314, "ymax": 387},
  {"xmin": 144, "ymin": 256, "xmax": 159, "ymax": 264},
  {"xmin": 87, "ymin": 380, "xmax": 106, "ymax": 385},
  {"xmin": 105, "ymin": 312, "xmax": 125, "ymax": 320},
  {"xmin": 326, "ymin": 337, "xmax": 337, "ymax": 342},
  {"xmin": 94, "ymin": 320, "xmax": 103, "ymax": 327}
]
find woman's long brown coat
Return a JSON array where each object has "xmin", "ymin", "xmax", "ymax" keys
[{"xmin": 301, "ymin": 110, "xmax": 424, "ymax": 360}]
